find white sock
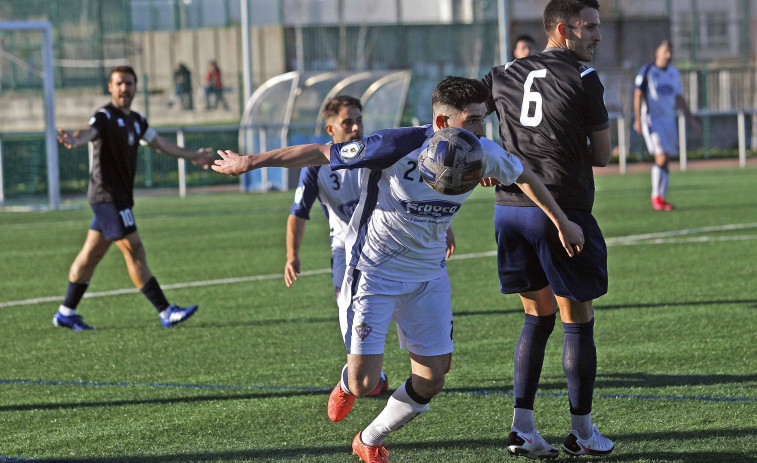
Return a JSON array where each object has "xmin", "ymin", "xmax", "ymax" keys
[
  {"xmin": 651, "ymin": 164, "xmax": 661, "ymax": 198},
  {"xmin": 58, "ymin": 305, "xmax": 76, "ymax": 316},
  {"xmin": 571, "ymin": 412, "xmax": 592, "ymax": 440},
  {"xmin": 361, "ymin": 381, "xmax": 429, "ymax": 446},
  {"xmin": 659, "ymin": 167, "xmax": 669, "ymax": 198},
  {"xmin": 339, "ymin": 364, "xmax": 353, "ymax": 395},
  {"xmin": 511, "ymin": 408, "xmax": 535, "ymax": 433}
]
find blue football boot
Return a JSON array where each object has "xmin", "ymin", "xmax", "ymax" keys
[
  {"xmin": 160, "ymin": 304, "xmax": 198, "ymax": 328},
  {"xmin": 53, "ymin": 311, "xmax": 94, "ymax": 331}
]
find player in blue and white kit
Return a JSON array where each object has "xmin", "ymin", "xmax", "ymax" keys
[
  {"xmin": 285, "ymin": 96, "xmax": 365, "ymax": 297},
  {"xmin": 286, "ymin": 96, "xmax": 390, "ymax": 397},
  {"xmin": 213, "ymin": 77, "xmax": 583, "ymax": 463},
  {"xmin": 634, "ymin": 40, "xmax": 700, "ymax": 211}
]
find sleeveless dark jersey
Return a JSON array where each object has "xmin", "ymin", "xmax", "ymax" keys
[
  {"xmin": 87, "ymin": 103, "xmax": 150, "ymax": 205},
  {"xmin": 483, "ymin": 48, "xmax": 609, "ymax": 211}
]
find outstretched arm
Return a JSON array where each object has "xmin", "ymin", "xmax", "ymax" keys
[
  {"xmin": 212, "ymin": 144, "xmax": 331, "ymax": 176},
  {"xmin": 284, "ymin": 215, "xmax": 307, "ymax": 287},
  {"xmin": 514, "ymin": 167, "xmax": 584, "ymax": 257},
  {"xmin": 146, "ymin": 133, "xmax": 214, "ymax": 169},
  {"xmin": 57, "ymin": 127, "xmax": 97, "ymax": 149}
]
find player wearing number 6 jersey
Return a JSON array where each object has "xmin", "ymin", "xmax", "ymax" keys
[
  {"xmin": 52, "ymin": 65, "xmax": 214, "ymax": 331},
  {"xmin": 483, "ymin": 0, "xmax": 614, "ymax": 458}
]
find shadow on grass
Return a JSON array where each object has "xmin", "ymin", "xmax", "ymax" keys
[
  {"xmin": 537, "ymin": 372, "xmax": 757, "ymax": 392},
  {"xmin": 455, "ymin": 299, "xmax": 757, "ymax": 318},
  {"xmin": 8, "ymin": 429, "xmax": 757, "ymax": 462},
  {"xmin": 0, "ymin": 388, "xmax": 329, "ymax": 413}
]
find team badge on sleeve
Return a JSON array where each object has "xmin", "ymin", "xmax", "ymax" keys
[{"xmin": 338, "ymin": 141, "xmax": 365, "ymax": 163}]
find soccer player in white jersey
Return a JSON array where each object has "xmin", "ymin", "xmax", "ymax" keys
[
  {"xmin": 286, "ymin": 96, "xmax": 366, "ymax": 297},
  {"xmin": 213, "ymin": 76, "xmax": 584, "ymax": 463},
  {"xmin": 286, "ymin": 95, "xmax": 389, "ymax": 397},
  {"xmin": 634, "ymin": 40, "xmax": 700, "ymax": 211}
]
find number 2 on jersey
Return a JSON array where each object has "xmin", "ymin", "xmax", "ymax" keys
[{"xmin": 520, "ymin": 69, "xmax": 547, "ymax": 127}]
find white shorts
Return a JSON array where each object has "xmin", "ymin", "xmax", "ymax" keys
[
  {"xmin": 642, "ymin": 117, "xmax": 678, "ymax": 156},
  {"xmin": 331, "ymin": 246, "xmax": 347, "ymax": 291},
  {"xmin": 338, "ymin": 269, "xmax": 454, "ymax": 356}
]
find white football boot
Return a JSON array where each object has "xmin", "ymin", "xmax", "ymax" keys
[
  {"xmin": 507, "ymin": 429, "xmax": 559, "ymax": 460},
  {"xmin": 562, "ymin": 425, "xmax": 615, "ymax": 456}
]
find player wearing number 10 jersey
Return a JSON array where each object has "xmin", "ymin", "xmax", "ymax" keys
[
  {"xmin": 483, "ymin": 0, "xmax": 615, "ymax": 458},
  {"xmin": 53, "ymin": 65, "xmax": 214, "ymax": 331}
]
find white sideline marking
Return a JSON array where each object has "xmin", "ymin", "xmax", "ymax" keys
[{"xmin": 2, "ymin": 223, "xmax": 756, "ymax": 309}]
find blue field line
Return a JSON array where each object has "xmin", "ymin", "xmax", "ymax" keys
[
  {"xmin": 0, "ymin": 378, "xmax": 330, "ymax": 392},
  {"xmin": 2, "ymin": 378, "xmax": 755, "ymax": 403}
]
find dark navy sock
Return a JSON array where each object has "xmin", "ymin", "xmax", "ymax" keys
[
  {"xmin": 562, "ymin": 318, "xmax": 596, "ymax": 415},
  {"xmin": 404, "ymin": 377, "xmax": 432, "ymax": 405},
  {"xmin": 513, "ymin": 313, "xmax": 555, "ymax": 410},
  {"xmin": 62, "ymin": 281, "xmax": 89, "ymax": 309},
  {"xmin": 140, "ymin": 277, "xmax": 170, "ymax": 312}
]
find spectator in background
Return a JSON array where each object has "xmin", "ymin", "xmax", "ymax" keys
[
  {"xmin": 633, "ymin": 40, "xmax": 700, "ymax": 211},
  {"xmin": 169, "ymin": 62, "xmax": 193, "ymax": 110},
  {"xmin": 204, "ymin": 60, "xmax": 229, "ymax": 111},
  {"xmin": 513, "ymin": 34, "xmax": 537, "ymax": 59}
]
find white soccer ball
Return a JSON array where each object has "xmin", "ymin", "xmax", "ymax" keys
[{"xmin": 418, "ymin": 127, "xmax": 487, "ymax": 196}]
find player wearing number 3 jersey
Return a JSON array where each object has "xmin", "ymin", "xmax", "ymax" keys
[{"xmin": 483, "ymin": 0, "xmax": 615, "ymax": 458}]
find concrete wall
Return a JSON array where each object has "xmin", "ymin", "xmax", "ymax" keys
[{"xmin": 0, "ymin": 25, "xmax": 286, "ymax": 132}]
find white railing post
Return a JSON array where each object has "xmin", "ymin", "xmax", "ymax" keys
[
  {"xmin": 737, "ymin": 111, "xmax": 746, "ymax": 168},
  {"xmin": 259, "ymin": 127, "xmax": 268, "ymax": 189},
  {"xmin": 0, "ymin": 138, "xmax": 4, "ymax": 205},
  {"xmin": 617, "ymin": 116, "xmax": 627, "ymax": 174},
  {"xmin": 177, "ymin": 128, "xmax": 187, "ymax": 198},
  {"xmin": 678, "ymin": 113, "xmax": 687, "ymax": 171}
]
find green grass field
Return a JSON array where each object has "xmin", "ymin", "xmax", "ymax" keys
[{"xmin": 1, "ymin": 167, "xmax": 756, "ymax": 462}]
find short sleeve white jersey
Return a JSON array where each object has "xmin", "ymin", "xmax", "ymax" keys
[
  {"xmin": 635, "ymin": 63, "xmax": 683, "ymax": 122},
  {"xmin": 331, "ymin": 130, "xmax": 523, "ymax": 282},
  {"xmin": 290, "ymin": 165, "xmax": 363, "ymax": 251}
]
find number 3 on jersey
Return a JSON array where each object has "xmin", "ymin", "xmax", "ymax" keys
[{"xmin": 520, "ymin": 69, "xmax": 547, "ymax": 127}]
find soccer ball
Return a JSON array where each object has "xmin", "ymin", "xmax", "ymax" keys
[{"xmin": 418, "ymin": 127, "xmax": 487, "ymax": 195}]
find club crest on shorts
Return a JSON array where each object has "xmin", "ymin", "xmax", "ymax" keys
[
  {"xmin": 355, "ymin": 322, "xmax": 372, "ymax": 340},
  {"xmin": 338, "ymin": 141, "xmax": 365, "ymax": 163}
]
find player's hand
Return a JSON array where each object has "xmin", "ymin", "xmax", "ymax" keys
[
  {"xmin": 284, "ymin": 258, "xmax": 301, "ymax": 287},
  {"xmin": 57, "ymin": 129, "xmax": 76, "ymax": 149},
  {"xmin": 633, "ymin": 119, "xmax": 642, "ymax": 134},
  {"xmin": 212, "ymin": 149, "xmax": 248, "ymax": 176},
  {"xmin": 558, "ymin": 220, "xmax": 584, "ymax": 257},
  {"xmin": 479, "ymin": 177, "xmax": 501, "ymax": 187},
  {"xmin": 445, "ymin": 227, "xmax": 456, "ymax": 258},
  {"xmin": 192, "ymin": 147, "xmax": 215, "ymax": 169}
]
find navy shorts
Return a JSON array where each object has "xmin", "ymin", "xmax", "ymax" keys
[
  {"xmin": 494, "ymin": 205, "xmax": 607, "ymax": 302},
  {"xmin": 90, "ymin": 203, "xmax": 137, "ymax": 241}
]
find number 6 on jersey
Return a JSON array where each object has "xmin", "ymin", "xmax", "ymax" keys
[{"xmin": 520, "ymin": 69, "xmax": 547, "ymax": 127}]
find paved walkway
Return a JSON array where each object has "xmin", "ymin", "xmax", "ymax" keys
[{"xmin": 594, "ymin": 156, "xmax": 757, "ymax": 175}]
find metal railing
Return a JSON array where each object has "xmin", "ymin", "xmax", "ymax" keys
[{"xmin": 2, "ymin": 113, "xmax": 755, "ymax": 205}]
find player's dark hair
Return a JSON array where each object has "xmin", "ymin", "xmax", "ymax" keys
[
  {"xmin": 109, "ymin": 65, "xmax": 138, "ymax": 83},
  {"xmin": 543, "ymin": 0, "xmax": 600, "ymax": 33},
  {"xmin": 322, "ymin": 95, "xmax": 362, "ymax": 121},
  {"xmin": 513, "ymin": 34, "xmax": 536, "ymax": 48},
  {"xmin": 432, "ymin": 76, "xmax": 489, "ymax": 112}
]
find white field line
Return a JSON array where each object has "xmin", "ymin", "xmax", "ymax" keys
[{"xmin": 2, "ymin": 223, "xmax": 756, "ymax": 309}]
